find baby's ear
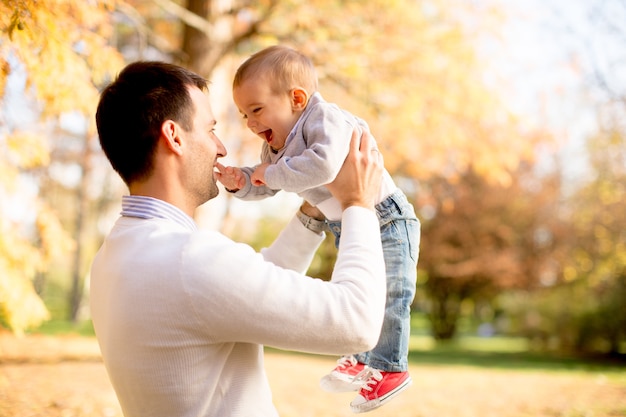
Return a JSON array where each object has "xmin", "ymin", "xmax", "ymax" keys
[{"xmin": 291, "ymin": 88, "xmax": 309, "ymax": 110}]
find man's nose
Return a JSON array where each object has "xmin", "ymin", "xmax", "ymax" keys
[{"xmin": 214, "ymin": 136, "xmax": 227, "ymax": 157}]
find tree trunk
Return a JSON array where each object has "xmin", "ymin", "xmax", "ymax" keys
[
  {"xmin": 426, "ymin": 277, "xmax": 463, "ymax": 340},
  {"xmin": 428, "ymin": 295, "xmax": 461, "ymax": 340},
  {"xmin": 181, "ymin": 0, "xmax": 212, "ymax": 75},
  {"xmin": 68, "ymin": 136, "xmax": 92, "ymax": 322}
]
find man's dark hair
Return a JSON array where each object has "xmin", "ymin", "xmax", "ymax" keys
[{"xmin": 95, "ymin": 61, "xmax": 208, "ymax": 185}]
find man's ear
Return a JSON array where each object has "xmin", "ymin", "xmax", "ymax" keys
[
  {"xmin": 290, "ymin": 88, "xmax": 309, "ymax": 111},
  {"xmin": 161, "ymin": 120, "xmax": 184, "ymax": 156}
]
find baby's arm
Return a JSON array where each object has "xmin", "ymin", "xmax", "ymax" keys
[
  {"xmin": 251, "ymin": 163, "xmax": 270, "ymax": 186},
  {"xmin": 263, "ymin": 105, "xmax": 363, "ymax": 193},
  {"xmin": 216, "ymin": 162, "xmax": 281, "ymax": 200},
  {"xmin": 215, "ymin": 162, "xmax": 245, "ymax": 191}
]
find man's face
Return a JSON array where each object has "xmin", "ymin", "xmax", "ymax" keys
[{"xmin": 185, "ymin": 86, "xmax": 226, "ymax": 205}]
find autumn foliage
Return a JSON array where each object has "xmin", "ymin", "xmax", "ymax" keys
[{"xmin": 0, "ymin": 0, "xmax": 123, "ymax": 332}]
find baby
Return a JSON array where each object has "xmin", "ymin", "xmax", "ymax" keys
[{"xmin": 216, "ymin": 45, "xmax": 420, "ymax": 413}]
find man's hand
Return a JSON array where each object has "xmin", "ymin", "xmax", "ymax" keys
[
  {"xmin": 326, "ymin": 129, "xmax": 383, "ymax": 211},
  {"xmin": 215, "ymin": 163, "xmax": 245, "ymax": 191}
]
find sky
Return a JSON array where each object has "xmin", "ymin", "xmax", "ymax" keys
[
  {"xmin": 493, "ymin": 0, "xmax": 623, "ymax": 184},
  {"xmin": 485, "ymin": 2, "xmax": 593, "ymax": 180}
]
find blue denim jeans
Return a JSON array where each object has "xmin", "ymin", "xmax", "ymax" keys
[{"xmin": 327, "ymin": 189, "xmax": 420, "ymax": 372}]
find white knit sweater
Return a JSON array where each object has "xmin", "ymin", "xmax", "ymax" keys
[{"xmin": 90, "ymin": 206, "xmax": 385, "ymax": 417}]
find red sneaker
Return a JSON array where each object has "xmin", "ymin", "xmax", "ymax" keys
[
  {"xmin": 350, "ymin": 368, "xmax": 412, "ymax": 413},
  {"xmin": 319, "ymin": 355, "xmax": 366, "ymax": 392}
]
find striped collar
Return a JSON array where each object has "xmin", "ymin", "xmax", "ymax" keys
[{"xmin": 121, "ymin": 195, "xmax": 197, "ymax": 231}]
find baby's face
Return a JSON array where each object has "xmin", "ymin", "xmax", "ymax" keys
[{"xmin": 233, "ymin": 76, "xmax": 301, "ymax": 152}]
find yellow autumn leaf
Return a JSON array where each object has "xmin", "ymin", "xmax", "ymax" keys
[
  {"xmin": 0, "ymin": 218, "xmax": 49, "ymax": 335},
  {"xmin": 36, "ymin": 203, "xmax": 76, "ymax": 263},
  {"xmin": 0, "ymin": 268, "xmax": 50, "ymax": 336},
  {"xmin": 0, "ymin": 0, "xmax": 122, "ymax": 334},
  {"xmin": 6, "ymin": 131, "xmax": 50, "ymax": 169}
]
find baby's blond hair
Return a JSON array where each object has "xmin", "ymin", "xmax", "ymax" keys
[{"xmin": 233, "ymin": 45, "xmax": 318, "ymax": 95}]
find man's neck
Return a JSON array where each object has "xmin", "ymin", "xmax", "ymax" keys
[{"xmin": 129, "ymin": 182, "xmax": 195, "ymax": 218}]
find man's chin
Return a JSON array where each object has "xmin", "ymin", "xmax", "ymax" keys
[{"xmin": 208, "ymin": 184, "xmax": 220, "ymax": 201}]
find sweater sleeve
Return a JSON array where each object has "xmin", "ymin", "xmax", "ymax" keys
[
  {"xmin": 183, "ymin": 206, "xmax": 386, "ymax": 355},
  {"xmin": 230, "ymin": 165, "xmax": 281, "ymax": 201},
  {"xmin": 260, "ymin": 215, "xmax": 325, "ymax": 272}
]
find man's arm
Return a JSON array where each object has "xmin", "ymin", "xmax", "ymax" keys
[
  {"xmin": 261, "ymin": 126, "xmax": 383, "ymax": 274},
  {"xmin": 260, "ymin": 212, "xmax": 326, "ymax": 272},
  {"xmin": 189, "ymin": 129, "xmax": 386, "ymax": 354}
]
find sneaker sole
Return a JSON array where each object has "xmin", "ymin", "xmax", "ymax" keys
[
  {"xmin": 319, "ymin": 374, "xmax": 363, "ymax": 393},
  {"xmin": 350, "ymin": 376, "xmax": 413, "ymax": 413}
]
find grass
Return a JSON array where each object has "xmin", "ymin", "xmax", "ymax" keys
[
  {"xmin": 27, "ymin": 310, "xmax": 626, "ymax": 378},
  {"xmin": 409, "ymin": 336, "xmax": 626, "ymax": 375},
  {"xmin": 31, "ymin": 319, "xmax": 96, "ymax": 337},
  {"xmin": 406, "ymin": 313, "xmax": 626, "ymax": 375},
  {"xmin": 265, "ymin": 332, "xmax": 626, "ymax": 382}
]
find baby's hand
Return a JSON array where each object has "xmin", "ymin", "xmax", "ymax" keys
[
  {"xmin": 251, "ymin": 163, "xmax": 270, "ymax": 186},
  {"xmin": 215, "ymin": 163, "xmax": 245, "ymax": 191}
]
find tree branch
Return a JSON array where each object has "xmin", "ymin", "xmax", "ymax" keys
[{"xmin": 152, "ymin": 0, "xmax": 214, "ymax": 34}]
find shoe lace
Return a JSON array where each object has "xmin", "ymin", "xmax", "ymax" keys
[
  {"xmin": 353, "ymin": 366, "xmax": 383, "ymax": 392},
  {"xmin": 335, "ymin": 355, "xmax": 357, "ymax": 370}
]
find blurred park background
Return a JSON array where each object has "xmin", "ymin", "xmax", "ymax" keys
[{"xmin": 1, "ymin": 0, "xmax": 625, "ymax": 362}]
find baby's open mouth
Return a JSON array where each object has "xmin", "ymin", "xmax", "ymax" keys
[{"xmin": 261, "ymin": 129, "xmax": 273, "ymax": 144}]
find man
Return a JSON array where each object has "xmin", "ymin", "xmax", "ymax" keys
[{"xmin": 91, "ymin": 61, "xmax": 386, "ymax": 417}]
